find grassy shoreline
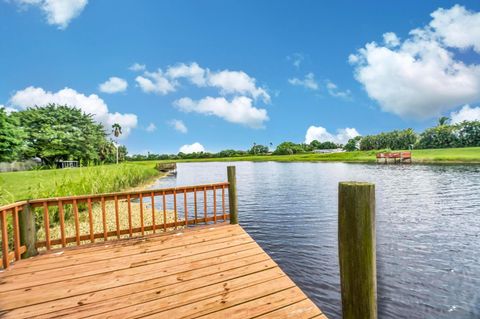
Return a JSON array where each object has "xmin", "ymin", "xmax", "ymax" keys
[
  {"xmin": 133, "ymin": 147, "xmax": 480, "ymax": 165},
  {"xmin": 0, "ymin": 162, "xmax": 164, "ymax": 205}
]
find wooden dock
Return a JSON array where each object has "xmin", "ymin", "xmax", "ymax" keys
[
  {"xmin": 0, "ymin": 223, "xmax": 326, "ymax": 318},
  {"xmin": 1, "ymin": 166, "xmax": 379, "ymax": 318}
]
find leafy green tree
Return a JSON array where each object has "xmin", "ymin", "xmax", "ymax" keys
[
  {"xmin": 98, "ymin": 140, "xmax": 116, "ymax": 163},
  {"xmin": 417, "ymin": 125, "xmax": 458, "ymax": 149},
  {"xmin": 344, "ymin": 136, "xmax": 362, "ymax": 152},
  {"xmin": 118, "ymin": 145, "xmax": 128, "ymax": 162},
  {"xmin": 310, "ymin": 140, "xmax": 339, "ymax": 150},
  {"xmin": 0, "ymin": 109, "xmax": 25, "ymax": 162},
  {"xmin": 456, "ymin": 121, "xmax": 480, "ymax": 147},
  {"xmin": 359, "ymin": 129, "xmax": 417, "ymax": 150},
  {"xmin": 217, "ymin": 149, "xmax": 243, "ymax": 157},
  {"xmin": 249, "ymin": 144, "xmax": 269, "ymax": 155},
  {"xmin": 273, "ymin": 142, "xmax": 307, "ymax": 155},
  {"xmin": 13, "ymin": 104, "xmax": 109, "ymax": 166}
]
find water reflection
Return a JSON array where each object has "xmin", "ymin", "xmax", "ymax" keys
[{"xmin": 150, "ymin": 162, "xmax": 480, "ymax": 319}]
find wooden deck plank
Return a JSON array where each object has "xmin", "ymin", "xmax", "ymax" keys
[
  {"xmin": 31, "ymin": 261, "xmax": 282, "ymax": 319},
  {"xmin": 4, "ymin": 258, "xmax": 278, "ymax": 319},
  {"xmin": 192, "ymin": 287, "xmax": 307, "ymax": 319},
  {"xmin": 6, "ymin": 223, "xmax": 238, "ymax": 272},
  {"xmin": 0, "ymin": 224, "xmax": 325, "ymax": 319},
  {"xmin": 0, "ymin": 246, "xmax": 265, "ymax": 309},
  {"xmin": 11, "ymin": 223, "xmax": 237, "ymax": 267},
  {"xmin": 68, "ymin": 269, "xmax": 287, "ymax": 319},
  {"xmin": 139, "ymin": 277, "xmax": 298, "ymax": 319},
  {"xmin": 2, "ymin": 234, "xmax": 253, "ymax": 288},
  {"xmin": 255, "ymin": 299, "xmax": 324, "ymax": 318}
]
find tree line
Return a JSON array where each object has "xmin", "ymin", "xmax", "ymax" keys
[
  {"xmin": 128, "ymin": 118, "xmax": 480, "ymax": 161},
  {"xmin": 350, "ymin": 119, "xmax": 480, "ymax": 151},
  {"xmin": 0, "ymin": 104, "xmax": 127, "ymax": 166},
  {"xmin": 127, "ymin": 140, "xmax": 342, "ymax": 161}
]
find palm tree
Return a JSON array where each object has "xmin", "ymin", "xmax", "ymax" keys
[
  {"xmin": 112, "ymin": 123, "xmax": 122, "ymax": 164},
  {"xmin": 438, "ymin": 116, "xmax": 450, "ymax": 126},
  {"xmin": 112, "ymin": 123, "xmax": 122, "ymax": 138}
]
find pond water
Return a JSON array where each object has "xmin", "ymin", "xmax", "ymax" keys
[{"xmin": 149, "ymin": 162, "xmax": 480, "ymax": 319}]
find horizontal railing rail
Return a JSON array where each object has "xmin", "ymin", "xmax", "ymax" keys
[{"xmin": 0, "ymin": 166, "xmax": 238, "ymax": 270}]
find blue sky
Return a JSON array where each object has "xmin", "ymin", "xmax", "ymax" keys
[{"xmin": 1, "ymin": 1, "xmax": 480, "ymax": 154}]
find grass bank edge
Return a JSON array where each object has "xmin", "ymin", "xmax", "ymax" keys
[
  {"xmin": 0, "ymin": 162, "xmax": 164, "ymax": 205},
  {"xmin": 133, "ymin": 147, "xmax": 480, "ymax": 165}
]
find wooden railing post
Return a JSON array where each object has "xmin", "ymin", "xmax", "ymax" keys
[
  {"xmin": 338, "ymin": 182, "xmax": 376, "ymax": 319},
  {"xmin": 19, "ymin": 202, "xmax": 38, "ymax": 258},
  {"xmin": 227, "ymin": 166, "xmax": 238, "ymax": 224}
]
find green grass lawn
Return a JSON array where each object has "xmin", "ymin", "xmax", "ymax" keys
[
  {"xmin": 136, "ymin": 147, "xmax": 480, "ymax": 165},
  {"xmin": 0, "ymin": 163, "xmax": 162, "ymax": 205}
]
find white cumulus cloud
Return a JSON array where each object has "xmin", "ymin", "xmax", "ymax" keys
[
  {"xmin": 179, "ymin": 142, "xmax": 205, "ymax": 154},
  {"xmin": 129, "ymin": 63, "xmax": 146, "ymax": 72},
  {"xmin": 383, "ymin": 32, "xmax": 400, "ymax": 47},
  {"xmin": 450, "ymin": 105, "xmax": 480, "ymax": 123},
  {"xmin": 288, "ymin": 73, "xmax": 319, "ymax": 90},
  {"xmin": 207, "ymin": 70, "xmax": 270, "ymax": 103},
  {"xmin": 326, "ymin": 80, "xmax": 351, "ymax": 99},
  {"xmin": 135, "ymin": 62, "xmax": 271, "ymax": 127},
  {"xmin": 174, "ymin": 96, "xmax": 268, "ymax": 129},
  {"xmin": 166, "ymin": 63, "xmax": 206, "ymax": 86},
  {"xmin": 305, "ymin": 126, "xmax": 360, "ymax": 145},
  {"xmin": 430, "ymin": 5, "xmax": 480, "ymax": 53},
  {"xmin": 350, "ymin": 5, "xmax": 480, "ymax": 119},
  {"xmin": 135, "ymin": 70, "xmax": 176, "ymax": 95},
  {"xmin": 169, "ymin": 119, "xmax": 188, "ymax": 133},
  {"xmin": 99, "ymin": 77, "xmax": 128, "ymax": 94},
  {"xmin": 8, "ymin": 86, "xmax": 137, "ymax": 138},
  {"xmin": 15, "ymin": 0, "xmax": 88, "ymax": 29},
  {"xmin": 145, "ymin": 123, "xmax": 156, "ymax": 132},
  {"xmin": 136, "ymin": 63, "xmax": 270, "ymax": 102}
]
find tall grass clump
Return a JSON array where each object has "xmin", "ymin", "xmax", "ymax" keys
[
  {"xmin": 0, "ymin": 163, "xmax": 162, "ymax": 245},
  {"xmin": 31, "ymin": 163, "xmax": 160, "ymax": 224},
  {"xmin": 0, "ymin": 163, "xmax": 160, "ymax": 204},
  {"xmin": 30, "ymin": 163, "xmax": 159, "ymax": 199}
]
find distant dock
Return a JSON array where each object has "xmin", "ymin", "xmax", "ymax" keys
[
  {"xmin": 156, "ymin": 162, "xmax": 177, "ymax": 175},
  {"xmin": 376, "ymin": 151, "xmax": 412, "ymax": 164}
]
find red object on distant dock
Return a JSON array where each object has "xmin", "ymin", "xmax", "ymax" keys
[{"xmin": 376, "ymin": 151, "xmax": 412, "ymax": 163}]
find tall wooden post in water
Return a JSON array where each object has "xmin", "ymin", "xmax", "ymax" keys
[
  {"xmin": 227, "ymin": 166, "xmax": 238, "ymax": 224},
  {"xmin": 338, "ymin": 182, "xmax": 377, "ymax": 319}
]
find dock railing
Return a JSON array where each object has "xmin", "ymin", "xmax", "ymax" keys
[{"xmin": 0, "ymin": 166, "xmax": 238, "ymax": 270}]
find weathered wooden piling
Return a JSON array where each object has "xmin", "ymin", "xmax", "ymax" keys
[
  {"xmin": 338, "ymin": 181, "xmax": 377, "ymax": 319},
  {"xmin": 227, "ymin": 166, "xmax": 238, "ymax": 224}
]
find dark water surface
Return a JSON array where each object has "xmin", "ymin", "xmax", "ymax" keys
[{"xmin": 150, "ymin": 162, "xmax": 480, "ymax": 319}]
